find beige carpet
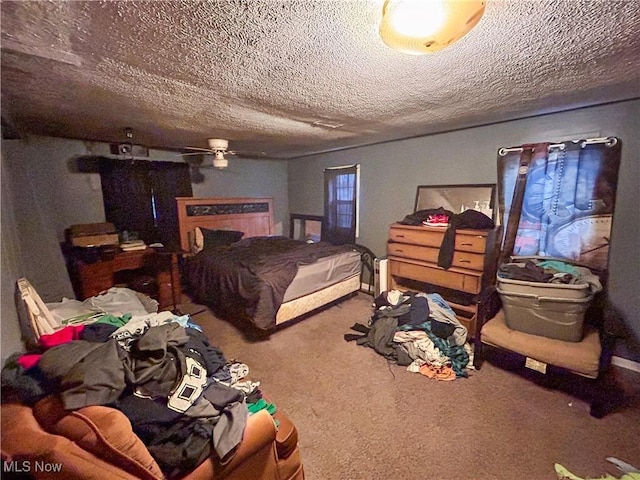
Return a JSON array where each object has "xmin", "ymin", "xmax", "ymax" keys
[{"xmin": 180, "ymin": 293, "xmax": 640, "ymax": 480}]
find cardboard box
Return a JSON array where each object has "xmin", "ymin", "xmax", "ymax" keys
[
  {"xmin": 70, "ymin": 233, "xmax": 119, "ymax": 247},
  {"xmin": 66, "ymin": 223, "xmax": 118, "ymax": 247},
  {"xmin": 68, "ymin": 222, "xmax": 116, "ymax": 237}
]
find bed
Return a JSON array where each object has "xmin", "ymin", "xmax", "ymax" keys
[{"xmin": 176, "ymin": 197, "xmax": 362, "ymax": 329}]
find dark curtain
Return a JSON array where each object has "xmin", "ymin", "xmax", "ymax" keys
[
  {"xmin": 322, "ymin": 165, "xmax": 358, "ymax": 245},
  {"xmin": 100, "ymin": 159, "xmax": 192, "ymax": 249},
  {"xmin": 497, "ymin": 138, "xmax": 621, "ymax": 272}
]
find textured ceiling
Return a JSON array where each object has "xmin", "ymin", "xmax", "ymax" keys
[{"xmin": 1, "ymin": 0, "xmax": 639, "ymax": 159}]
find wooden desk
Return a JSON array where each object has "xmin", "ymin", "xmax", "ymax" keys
[{"xmin": 67, "ymin": 248, "xmax": 181, "ymax": 311}]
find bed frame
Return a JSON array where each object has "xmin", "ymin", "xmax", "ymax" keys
[
  {"xmin": 176, "ymin": 197, "xmax": 360, "ymax": 326},
  {"xmin": 176, "ymin": 197, "xmax": 275, "ymax": 252}
]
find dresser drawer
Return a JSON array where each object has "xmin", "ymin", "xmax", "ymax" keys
[
  {"xmin": 451, "ymin": 251, "xmax": 485, "ymax": 270},
  {"xmin": 387, "ymin": 243, "xmax": 439, "ymax": 262},
  {"xmin": 389, "ymin": 226, "xmax": 445, "ymax": 247},
  {"xmin": 388, "ymin": 243, "xmax": 485, "ymax": 271},
  {"xmin": 389, "ymin": 258, "xmax": 482, "ymax": 294},
  {"xmin": 454, "ymin": 234, "xmax": 486, "ymax": 253},
  {"xmin": 389, "ymin": 225, "xmax": 487, "ymax": 253}
]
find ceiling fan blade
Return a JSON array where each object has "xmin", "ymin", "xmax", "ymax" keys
[
  {"xmin": 181, "ymin": 151, "xmax": 211, "ymax": 156},
  {"xmin": 184, "ymin": 146, "xmax": 215, "ymax": 153},
  {"xmin": 233, "ymin": 151, "xmax": 274, "ymax": 159}
]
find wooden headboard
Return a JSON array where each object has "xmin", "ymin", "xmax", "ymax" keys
[{"xmin": 176, "ymin": 197, "xmax": 274, "ymax": 252}]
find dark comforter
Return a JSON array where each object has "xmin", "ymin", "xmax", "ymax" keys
[{"xmin": 186, "ymin": 236, "xmax": 355, "ymax": 329}]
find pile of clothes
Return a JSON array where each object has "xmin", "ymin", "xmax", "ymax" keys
[
  {"xmin": 2, "ymin": 292, "xmax": 274, "ymax": 479},
  {"xmin": 344, "ymin": 290, "xmax": 472, "ymax": 380},
  {"xmin": 498, "ymin": 258, "xmax": 602, "ymax": 294}
]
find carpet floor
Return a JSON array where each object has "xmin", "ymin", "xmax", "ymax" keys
[{"xmin": 180, "ymin": 292, "xmax": 640, "ymax": 480}]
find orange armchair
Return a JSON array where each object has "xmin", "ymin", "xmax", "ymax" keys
[{"xmin": 1, "ymin": 394, "xmax": 304, "ymax": 480}]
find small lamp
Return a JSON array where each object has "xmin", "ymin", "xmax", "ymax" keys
[{"xmin": 379, "ymin": 0, "xmax": 486, "ymax": 54}]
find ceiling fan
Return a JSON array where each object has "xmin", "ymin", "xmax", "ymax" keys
[
  {"xmin": 182, "ymin": 138, "xmax": 265, "ymax": 169},
  {"xmin": 182, "ymin": 138, "xmax": 233, "ymax": 169}
]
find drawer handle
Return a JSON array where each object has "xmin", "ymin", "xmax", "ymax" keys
[
  {"xmin": 460, "ymin": 242, "xmax": 473, "ymax": 246},
  {"xmin": 459, "ymin": 259, "xmax": 471, "ymax": 263},
  {"xmin": 396, "ymin": 234, "xmax": 406, "ymax": 238},
  {"xmin": 395, "ymin": 249, "xmax": 404, "ymax": 253}
]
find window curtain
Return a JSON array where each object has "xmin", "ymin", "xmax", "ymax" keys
[
  {"xmin": 99, "ymin": 159, "xmax": 192, "ymax": 249},
  {"xmin": 497, "ymin": 137, "xmax": 621, "ymax": 272},
  {"xmin": 322, "ymin": 164, "xmax": 359, "ymax": 245}
]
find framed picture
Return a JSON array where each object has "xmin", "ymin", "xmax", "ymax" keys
[{"xmin": 414, "ymin": 184, "xmax": 497, "ymax": 221}]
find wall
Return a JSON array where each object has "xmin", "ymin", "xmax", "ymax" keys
[
  {"xmin": 0, "ymin": 135, "xmax": 289, "ymax": 361},
  {"xmin": 288, "ymin": 99, "xmax": 640, "ymax": 360}
]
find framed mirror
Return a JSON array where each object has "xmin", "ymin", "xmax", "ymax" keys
[{"xmin": 414, "ymin": 184, "xmax": 497, "ymax": 221}]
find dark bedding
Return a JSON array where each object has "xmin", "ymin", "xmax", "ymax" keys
[{"xmin": 186, "ymin": 236, "xmax": 355, "ymax": 329}]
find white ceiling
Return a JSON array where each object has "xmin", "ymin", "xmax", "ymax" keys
[{"xmin": 1, "ymin": 0, "xmax": 639, "ymax": 159}]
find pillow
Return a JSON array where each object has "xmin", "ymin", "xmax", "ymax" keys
[{"xmin": 193, "ymin": 227, "xmax": 244, "ymax": 253}]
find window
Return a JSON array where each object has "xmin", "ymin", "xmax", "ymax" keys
[
  {"xmin": 99, "ymin": 158, "xmax": 192, "ymax": 249},
  {"xmin": 323, "ymin": 164, "xmax": 359, "ymax": 245}
]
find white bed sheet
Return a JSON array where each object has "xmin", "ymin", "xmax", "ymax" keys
[{"xmin": 282, "ymin": 250, "xmax": 361, "ymax": 302}]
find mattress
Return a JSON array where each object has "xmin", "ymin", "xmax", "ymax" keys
[{"xmin": 282, "ymin": 250, "xmax": 361, "ymax": 302}]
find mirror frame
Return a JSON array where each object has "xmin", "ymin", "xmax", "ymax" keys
[{"xmin": 414, "ymin": 183, "xmax": 498, "ymax": 222}]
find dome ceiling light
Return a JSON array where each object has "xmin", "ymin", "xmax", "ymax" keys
[{"xmin": 379, "ymin": 0, "xmax": 486, "ymax": 54}]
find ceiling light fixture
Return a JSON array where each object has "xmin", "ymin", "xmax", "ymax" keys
[
  {"xmin": 379, "ymin": 0, "xmax": 486, "ymax": 55},
  {"xmin": 212, "ymin": 151, "xmax": 228, "ymax": 169}
]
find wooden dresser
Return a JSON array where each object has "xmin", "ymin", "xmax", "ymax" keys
[{"xmin": 387, "ymin": 223, "xmax": 501, "ymax": 337}]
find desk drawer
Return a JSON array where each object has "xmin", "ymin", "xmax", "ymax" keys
[
  {"xmin": 113, "ymin": 253, "xmax": 148, "ymax": 270},
  {"xmin": 389, "ymin": 259, "xmax": 482, "ymax": 294}
]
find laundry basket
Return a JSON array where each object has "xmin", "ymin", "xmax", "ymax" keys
[
  {"xmin": 16, "ymin": 278, "xmax": 61, "ymax": 342},
  {"xmin": 16, "ymin": 278, "xmax": 159, "ymax": 346},
  {"xmin": 496, "ymin": 260, "xmax": 598, "ymax": 342}
]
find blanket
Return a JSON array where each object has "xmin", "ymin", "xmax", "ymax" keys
[{"xmin": 187, "ymin": 236, "xmax": 354, "ymax": 329}]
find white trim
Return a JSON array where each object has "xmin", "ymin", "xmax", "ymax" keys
[
  {"xmin": 611, "ymin": 356, "xmax": 640, "ymax": 374},
  {"xmin": 355, "ymin": 164, "xmax": 360, "ymax": 238},
  {"xmin": 324, "ymin": 164, "xmax": 357, "ymax": 171}
]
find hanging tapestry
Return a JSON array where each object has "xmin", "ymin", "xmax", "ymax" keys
[{"xmin": 497, "ymin": 137, "xmax": 621, "ymax": 272}]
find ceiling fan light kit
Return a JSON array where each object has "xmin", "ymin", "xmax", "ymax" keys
[
  {"xmin": 379, "ymin": 0, "xmax": 486, "ymax": 54},
  {"xmin": 212, "ymin": 151, "xmax": 229, "ymax": 169}
]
